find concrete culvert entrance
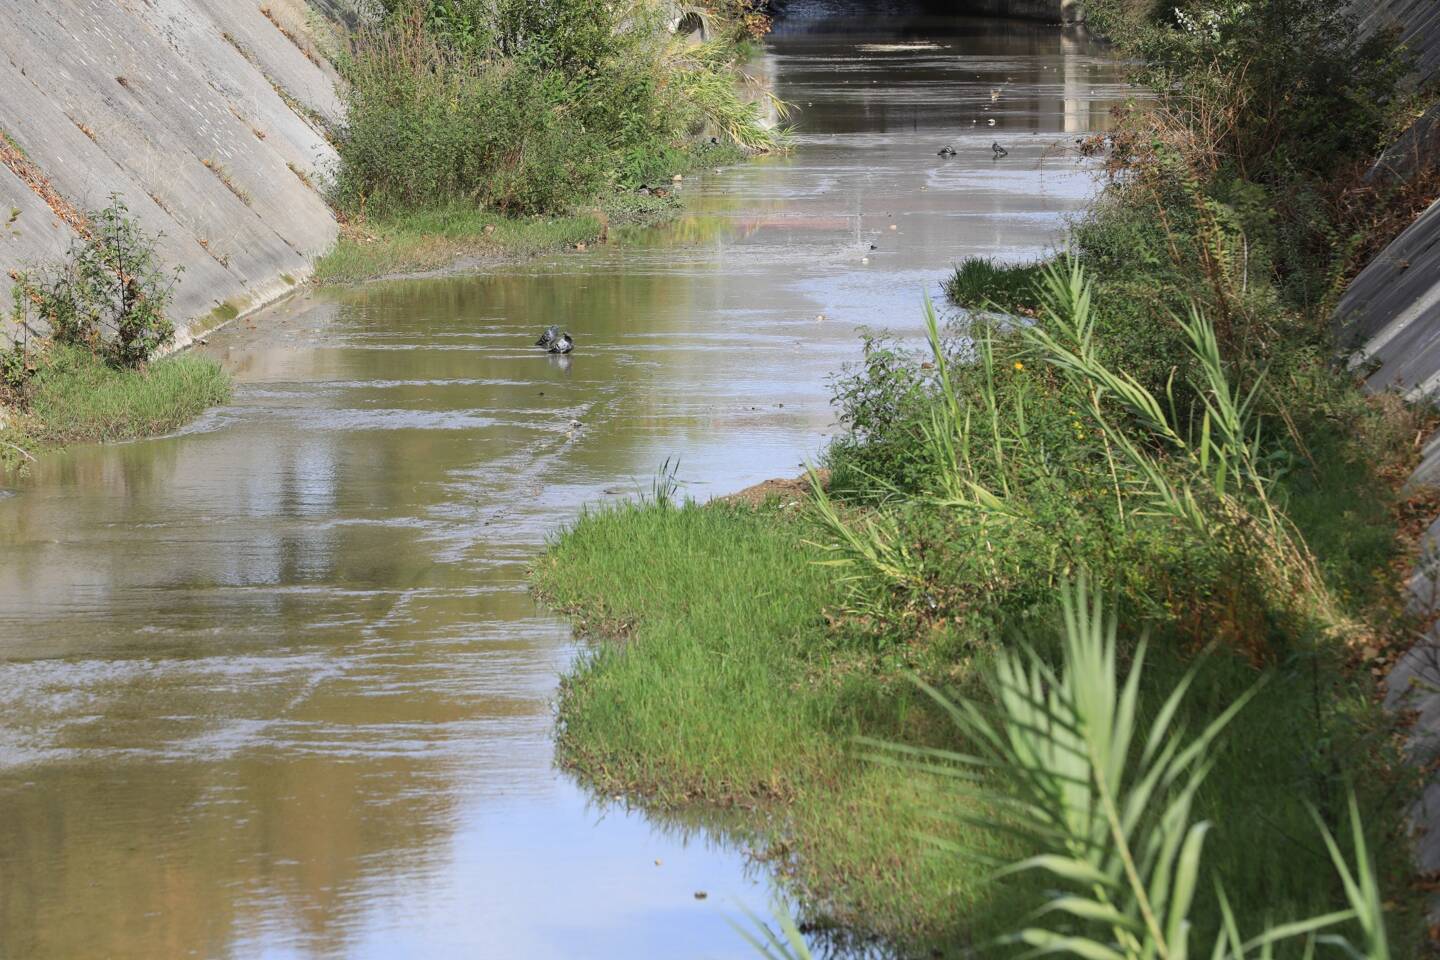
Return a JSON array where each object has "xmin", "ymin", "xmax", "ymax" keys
[{"xmin": 676, "ymin": 10, "xmax": 708, "ymax": 38}]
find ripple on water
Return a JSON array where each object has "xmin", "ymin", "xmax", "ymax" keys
[{"xmin": 0, "ymin": 13, "xmax": 1132, "ymax": 958}]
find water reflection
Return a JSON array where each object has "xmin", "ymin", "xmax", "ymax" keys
[{"xmin": 0, "ymin": 13, "xmax": 1128, "ymax": 959}]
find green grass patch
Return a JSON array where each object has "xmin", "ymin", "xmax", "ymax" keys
[
  {"xmin": 312, "ymin": 205, "xmax": 603, "ymax": 284},
  {"xmin": 534, "ymin": 498, "xmax": 1029, "ymax": 947},
  {"xmin": 1, "ymin": 344, "xmax": 229, "ymax": 469},
  {"xmin": 535, "ymin": 493, "xmax": 1420, "ymax": 954},
  {"xmin": 942, "ymin": 257, "xmax": 1047, "ymax": 313}
]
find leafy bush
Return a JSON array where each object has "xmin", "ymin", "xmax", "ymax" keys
[
  {"xmin": 334, "ymin": 20, "xmax": 609, "ymax": 215},
  {"xmin": 1047, "ymin": 0, "xmax": 1430, "ymax": 431},
  {"xmin": 817, "ymin": 270, "xmax": 1329, "ymax": 653},
  {"xmin": 823, "ymin": 329, "xmax": 935, "ymax": 498},
  {"xmin": 6, "ymin": 196, "xmax": 179, "ymax": 376},
  {"xmin": 335, "ymin": 0, "xmax": 783, "ymax": 217},
  {"xmin": 1085, "ymin": 0, "xmax": 1413, "ymax": 185}
]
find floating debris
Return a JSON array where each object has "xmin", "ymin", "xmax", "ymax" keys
[{"xmin": 856, "ymin": 42, "xmax": 942, "ymax": 51}]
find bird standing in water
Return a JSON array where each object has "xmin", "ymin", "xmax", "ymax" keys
[
  {"xmin": 548, "ymin": 333, "xmax": 574, "ymax": 355},
  {"xmin": 991, "ymin": 142, "xmax": 1008, "ymax": 158},
  {"xmin": 535, "ymin": 325, "xmax": 562, "ymax": 347}
]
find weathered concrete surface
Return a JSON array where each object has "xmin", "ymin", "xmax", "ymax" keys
[
  {"xmin": 1356, "ymin": 0, "xmax": 1440, "ymax": 185},
  {"xmin": 1336, "ymin": 0, "xmax": 1440, "ymax": 416},
  {"xmin": 1368, "ymin": 101, "xmax": 1440, "ymax": 186},
  {"xmin": 1335, "ymin": 199, "xmax": 1440, "ymax": 402},
  {"xmin": 1337, "ymin": 0, "xmax": 1440, "ymax": 417},
  {"xmin": 1356, "ymin": 0, "xmax": 1440, "ymax": 88},
  {"xmin": 1354, "ymin": 0, "xmax": 1440, "ymax": 923},
  {"xmin": 0, "ymin": 0, "xmax": 341, "ymax": 347}
]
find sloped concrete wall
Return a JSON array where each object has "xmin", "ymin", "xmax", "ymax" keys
[
  {"xmin": 1347, "ymin": 0, "xmax": 1440, "ymax": 922},
  {"xmin": 1356, "ymin": 0, "xmax": 1440, "ymax": 87},
  {"xmin": 1336, "ymin": 0, "xmax": 1440, "ymax": 440},
  {"xmin": 1335, "ymin": 200, "xmax": 1440, "ymax": 404},
  {"xmin": 0, "ymin": 0, "xmax": 342, "ymax": 348}
]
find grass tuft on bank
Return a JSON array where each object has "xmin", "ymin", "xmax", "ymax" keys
[
  {"xmin": 942, "ymin": 257, "xmax": 1044, "ymax": 314},
  {"xmin": 1, "ymin": 344, "xmax": 229, "ymax": 470},
  {"xmin": 313, "ymin": 207, "xmax": 605, "ymax": 284},
  {"xmin": 533, "ymin": 499, "xmax": 1029, "ymax": 944}
]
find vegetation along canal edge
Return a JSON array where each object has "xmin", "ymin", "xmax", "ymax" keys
[{"xmin": 532, "ymin": 0, "xmax": 1440, "ymax": 956}]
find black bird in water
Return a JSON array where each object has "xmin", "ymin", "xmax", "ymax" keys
[
  {"xmin": 548, "ymin": 333, "xmax": 575, "ymax": 355},
  {"xmin": 991, "ymin": 142, "xmax": 1009, "ymax": 158},
  {"xmin": 937, "ymin": 145, "xmax": 956, "ymax": 158},
  {"xmin": 536, "ymin": 324, "xmax": 562, "ymax": 347}
]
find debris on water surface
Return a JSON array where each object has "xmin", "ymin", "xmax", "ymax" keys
[{"xmin": 855, "ymin": 42, "xmax": 942, "ymax": 52}]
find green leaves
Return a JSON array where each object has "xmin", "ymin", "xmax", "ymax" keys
[
  {"xmin": 7, "ymin": 195, "xmax": 178, "ymax": 372},
  {"xmin": 1024, "ymin": 259, "xmax": 1340, "ymax": 629},
  {"xmin": 730, "ymin": 901, "xmax": 813, "ymax": 960},
  {"xmin": 863, "ymin": 578, "xmax": 1386, "ymax": 960},
  {"xmin": 728, "ymin": 562, "xmax": 1395, "ymax": 960}
]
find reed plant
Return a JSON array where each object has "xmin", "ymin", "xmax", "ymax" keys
[
  {"xmin": 817, "ymin": 253, "xmax": 1370, "ymax": 657},
  {"xmin": 739, "ymin": 580, "xmax": 1392, "ymax": 960}
]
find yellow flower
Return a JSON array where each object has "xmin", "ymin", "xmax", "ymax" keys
[{"xmin": 1013, "ymin": 361, "xmax": 1024, "ymax": 371}]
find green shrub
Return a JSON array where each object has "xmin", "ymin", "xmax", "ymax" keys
[
  {"xmin": 823, "ymin": 329, "xmax": 935, "ymax": 498},
  {"xmin": 817, "ymin": 282, "xmax": 1304, "ymax": 651},
  {"xmin": 1085, "ymin": 0, "xmax": 1413, "ymax": 184},
  {"xmin": 6, "ymin": 196, "xmax": 180, "ymax": 370},
  {"xmin": 334, "ymin": 23, "xmax": 611, "ymax": 215},
  {"xmin": 335, "ymin": 1, "xmax": 782, "ymax": 218}
]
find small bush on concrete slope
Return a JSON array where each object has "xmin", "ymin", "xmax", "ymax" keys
[
  {"xmin": 0, "ymin": 197, "xmax": 227, "ymax": 468},
  {"xmin": 5, "ymin": 195, "xmax": 179, "ymax": 385}
]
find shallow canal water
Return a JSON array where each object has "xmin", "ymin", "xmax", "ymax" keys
[{"xmin": 0, "ymin": 10, "xmax": 1127, "ymax": 958}]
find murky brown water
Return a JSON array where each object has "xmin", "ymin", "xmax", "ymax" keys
[{"xmin": 0, "ymin": 10, "xmax": 1127, "ymax": 958}]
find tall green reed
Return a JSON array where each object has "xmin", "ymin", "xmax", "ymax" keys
[
  {"xmin": 737, "ymin": 579, "xmax": 1392, "ymax": 960},
  {"xmin": 808, "ymin": 260, "xmax": 1344, "ymax": 635}
]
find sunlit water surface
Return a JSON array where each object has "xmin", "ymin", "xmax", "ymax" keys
[{"xmin": 0, "ymin": 10, "xmax": 1128, "ymax": 958}]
